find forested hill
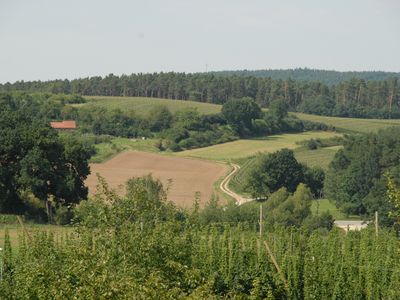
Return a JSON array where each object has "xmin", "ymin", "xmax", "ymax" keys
[
  {"xmin": 212, "ymin": 68, "xmax": 400, "ymax": 86},
  {"xmin": 1, "ymin": 72, "xmax": 400, "ymax": 119}
]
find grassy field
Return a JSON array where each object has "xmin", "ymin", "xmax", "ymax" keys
[
  {"xmin": 176, "ymin": 131, "xmax": 341, "ymax": 161},
  {"xmin": 310, "ymin": 199, "xmax": 360, "ymax": 220},
  {"xmin": 311, "ymin": 199, "xmax": 346, "ymax": 219},
  {"xmin": 0, "ymin": 224, "xmax": 71, "ymax": 251},
  {"xmin": 294, "ymin": 145, "xmax": 342, "ymax": 169},
  {"xmin": 294, "ymin": 112, "xmax": 400, "ymax": 133},
  {"xmin": 228, "ymin": 157, "xmax": 258, "ymax": 196},
  {"xmin": 77, "ymin": 96, "xmax": 222, "ymax": 115},
  {"xmin": 90, "ymin": 137, "xmax": 161, "ymax": 163}
]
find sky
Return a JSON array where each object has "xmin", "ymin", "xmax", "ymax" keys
[{"xmin": 1, "ymin": 0, "xmax": 399, "ymax": 83}]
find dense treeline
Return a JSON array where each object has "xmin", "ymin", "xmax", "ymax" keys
[
  {"xmin": 213, "ymin": 68, "xmax": 400, "ymax": 86},
  {"xmin": 325, "ymin": 127, "xmax": 400, "ymax": 225},
  {"xmin": 2, "ymin": 72, "xmax": 400, "ymax": 118},
  {"xmin": 1, "ymin": 175, "xmax": 399, "ymax": 299}
]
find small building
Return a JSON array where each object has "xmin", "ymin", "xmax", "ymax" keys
[
  {"xmin": 50, "ymin": 120, "xmax": 77, "ymax": 130},
  {"xmin": 334, "ymin": 220, "xmax": 369, "ymax": 232}
]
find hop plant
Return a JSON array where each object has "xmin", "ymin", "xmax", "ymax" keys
[{"xmin": 386, "ymin": 174, "xmax": 400, "ymax": 224}]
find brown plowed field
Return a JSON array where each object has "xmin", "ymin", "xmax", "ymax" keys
[{"xmin": 86, "ymin": 151, "xmax": 228, "ymax": 208}]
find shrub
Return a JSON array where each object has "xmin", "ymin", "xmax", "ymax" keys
[
  {"xmin": 306, "ymin": 139, "xmax": 320, "ymax": 150},
  {"xmin": 54, "ymin": 205, "xmax": 74, "ymax": 225}
]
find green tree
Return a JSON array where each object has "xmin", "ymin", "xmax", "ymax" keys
[
  {"xmin": 246, "ymin": 149, "xmax": 304, "ymax": 198},
  {"xmin": 271, "ymin": 183, "xmax": 313, "ymax": 227},
  {"xmin": 387, "ymin": 174, "xmax": 400, "ymax": 226},
  {"xmin": 174, "ymin": 108, "xmax": 202, "ymax": 130},
  {"xmin": 324, "ymin": 129, "xmax": 400, "ymax": 218},
  {"xmin": 268, "ymin": 99, "xmax": 288, "ymax": 121},
  {"xmin": 303, "ymin": 166, "xmax": 325, "ymax": 197},
  {"xmin": 148, "ymin": 105, "xmax": 173, "ymax": 132},
  {"xmin": 299, "ymin": 95, "xmax": 335, "ymax": 116},
  {"xmin": 0, "ymin": 96, "xmax": 91, "ymax": 220},
  {"xmin": 221, "ymin": 97, "xmax": 261, "ymax": 135}
]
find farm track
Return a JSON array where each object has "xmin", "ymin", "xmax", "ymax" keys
[{"xmin": 219, "ymin": 164, "xmax": 253, "ymax": 205}]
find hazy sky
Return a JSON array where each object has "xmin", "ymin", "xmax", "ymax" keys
[{"xmin": 1, "ymin": 0, "xmax": 399, "ymax": 83}]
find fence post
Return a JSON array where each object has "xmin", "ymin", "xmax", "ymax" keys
[{"xmin": 259, "ymin": 204, "xmax": 263, "ymax": 239}]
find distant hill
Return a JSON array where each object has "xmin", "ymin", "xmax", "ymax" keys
[
  {"xmin": 212, "ymin": 68, "xmax": 400, "ymax": 85},
  {"xmin": 2, "ymin": 70, "xmax": 400, "ymax": 119}
]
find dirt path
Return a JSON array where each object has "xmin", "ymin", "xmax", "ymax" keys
[{"xmin": 219, "ymin": 164, "xmax": 253, "ymax": 205}]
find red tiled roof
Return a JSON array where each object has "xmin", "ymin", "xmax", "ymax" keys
[{"xmin": 50, "ymin": 120, "xmax": 77, "ymax": 129}]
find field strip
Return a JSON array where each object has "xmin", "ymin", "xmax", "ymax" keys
[
  {"xmin": 219, "ymin": 163, "xmax": 253, "ymax": 205},
  {"xmin": 87, "ymin": 151, "xmax": 229, "ymax": 208}
]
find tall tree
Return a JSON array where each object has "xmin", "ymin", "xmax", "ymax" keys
[
  {"xmin": 0, "ymin": 95, "xmax": 91, "ymax": 219},
  {"xmin": 246, "ymin": 149, "xmax": 304, "ymax": 198},
  {"xmin": 221, "ymin": 97, "xmax": 261, "ymax": 135}
]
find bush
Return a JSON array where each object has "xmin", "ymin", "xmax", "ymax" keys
[
  {"xmin": 54, "ymin": 205, "xmax": 74, "ymax": 225},
  {"xmin": 303, "ymin": 211, "xmax": 335, "ymax": 232},
  {"xmin": 0, "ymin": 214, "xmax": 20, "ymax": 224},
  {"xmin": 73, "ymin": 197, "xmax": 110, "ymax": 228},
  {"xmin": 302, "ymin": 120, "xmax": 332, "ymax": 131},
  {"xmin": 299, "ymin": 95, "xmax": 335, "ymax": 116},
  {"xmin": 306, "ymin": 139, "xmax": 320, "ymax": 150},
  {"xmin": 169, "ymin": 142, "xmax": 181, "ymax": 152},
  {"xmin": 154, "ymin": 139, "xmax": 164, "ymax": 151},
  {"xmin": 251, "ymin": 119, "xmax": 270, "ymax": 135}
]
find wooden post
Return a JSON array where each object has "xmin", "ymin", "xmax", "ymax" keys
[
  {"xmin": 16, "ymin": 216, "xmax": 32, "ymax": 242},
  {"xmin": 264, "ymin": 240, "xmax": 289, "ymax": 293},
  {"xmin": 290, "ymin": 231, "xmax": 293, "ymax": 255},
  {"xmin": 257, "ymin": 204, "xmax": 263, "ymax": 260},
  {"xmin": 45, "ymin": 196, "xmax": 53, "ymax": 224},
  {"xmin": 259, "ymin": 204, "xmax": 263, "ymax": 239},
  {"xmin": 375, "ymin": 211, "xmax": 379, "ymax": 237}
]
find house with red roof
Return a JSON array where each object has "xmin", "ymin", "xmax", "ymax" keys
[{"xmin": 50, "ymin": 120, "xmax": 77, "ymax": 130}]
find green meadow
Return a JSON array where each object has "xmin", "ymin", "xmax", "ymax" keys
[
  {"xmin": 176, "ymin": 131, "xmax": 341, "ymax": 161},
  {"xmin": 293, "ymin": 112, "xmax": 400, "ymax": 133},
  {"xmin": 294, "ymin": 145, "xmax": 342, "ymax": 169},
  {"xmin": 90, "ymin": 137, "xmax": 160, "ymax": 163},
  {"xmin": 310, "ymin": 199, "xmax": 360, "ymax": 220},
  {"xmin": 78, "ymin": 96, "xmax": 222, "ymax": 115}
]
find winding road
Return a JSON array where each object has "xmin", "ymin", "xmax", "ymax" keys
[
  {"xmin": 219, "ymin": 164, "xmax": 366, "ymax": 232},
  {"xmin": 219, "ymin": 164, "xmax": 253, "ymax": 205}
]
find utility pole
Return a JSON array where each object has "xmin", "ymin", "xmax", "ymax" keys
[{"xmin": 375, "ymin": 211, "xmax": 379, "ymax": 237}]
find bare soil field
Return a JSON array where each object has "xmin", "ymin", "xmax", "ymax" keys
[{"xmin": 86, "ymin": 151, "xmax": 228, "ymax": 208}]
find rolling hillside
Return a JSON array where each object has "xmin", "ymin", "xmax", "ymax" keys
[
  {"xmin": 76, "ymin": 96, "xmax": 400, "ymax": 133},
  {"xmin": 176, "ymin": 131, "xmax": 341, "ymax": 161},
  {"xmin": 293, "ymin": 112, "xmax": 400, "ymax": 133},
  {"xmin": 75, "ymin": 96, "xmax": 221, "ymax": 115}
]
